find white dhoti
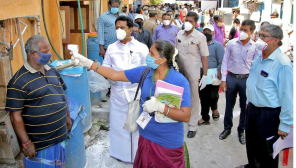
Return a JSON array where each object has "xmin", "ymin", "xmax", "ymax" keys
[{"xmin": 109, "ymin": 84, "xmax": 139, "ymax": 163}]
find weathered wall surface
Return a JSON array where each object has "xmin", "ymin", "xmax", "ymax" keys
[
  {"xmin": 0, "ymin": 0, "xmax": 41, "ymax": 20},
  {"xmin": 0, "ymin": 0, "xmax": 63, "ymax": 73}
]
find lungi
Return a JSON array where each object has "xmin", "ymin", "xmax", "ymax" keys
[
  {"xmin": 23, "ymin": 141, "xmax": 66, "ymax": 168},
  {"xmin": 134, "ymin": 136, "xmax": 185, "ymax": 168}
]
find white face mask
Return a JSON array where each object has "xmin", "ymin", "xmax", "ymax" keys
[
  {"xmin": 239, "ymin": 31, "xmax": 249, "ymax": 40},
  {"xmin": 116, "ymin": 28, "xmax": 126, "ymax": 41},
  {"xmin": 255, "ymin": 39, "xmax": 268, "ymax": 51},
  {"xmin": 163, "ymin": 20, "xmax": 170, "ymax": 26},
  {"xmin": 184, "ymin": 22, "xmax": 193, "ymax": 31}
]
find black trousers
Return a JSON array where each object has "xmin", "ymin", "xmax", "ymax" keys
[
  {"xmin": 224, "ymin": 75, "xmax": 247, "ymax": 133},
  {"xmin": 245, "ymin": 103, "xmax": 280, "ymax": 168},
  {"xmin": 199, "ymin": 84, "xmax": 220, "ymax": 121}
]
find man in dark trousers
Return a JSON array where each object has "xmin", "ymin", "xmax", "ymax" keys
[
  {"xmin": 219, "ymin": 20, "xmax": 257, "ymax": 144},
  {"xmin": 236, "ymin": 24, "xmax": 293, "ymax": 168},
  {"xmin": 198, "ymin": 24, "xmax": 224, "ymax": 126}
]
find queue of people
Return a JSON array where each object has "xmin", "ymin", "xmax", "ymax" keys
[{"xmin": 4, "ymin": 0, "xmax": 293, "ymax": 168}]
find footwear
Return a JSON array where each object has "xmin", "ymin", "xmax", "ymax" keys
[
  {"xmin": 219, "ymin": 129, "xmax": 231, "ymax": 140},
  {"xmin": 198, "ymin": 119, "xmax": 210, "ymax": 126},
  {"xmin": 187, "ymin": 131, "xmax": 196, "ymax": 138},
  {"xmin": 212, "ymin": 111, "xmax": 220, "ymax": 121},
  {"xmin": 238, "ymin": 132, "xmax": 246, "ymax": 144}
]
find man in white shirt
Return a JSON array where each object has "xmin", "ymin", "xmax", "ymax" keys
[{"xmin": 103, "ymin": 15, "xmax": 148, "ymax": 163}]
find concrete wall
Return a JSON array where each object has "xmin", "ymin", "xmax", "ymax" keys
[{"xmin": 0, "ymin": 0, "xmax": 63, "ymax": 73}]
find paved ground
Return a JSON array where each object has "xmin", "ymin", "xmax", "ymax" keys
[
  {"xmin": 1, "ymin": 93, "xmax": 292, "ymax": 168},
  {"xmin": 85, "ymin": 92, "xmax": 293, "ymax": 168}
]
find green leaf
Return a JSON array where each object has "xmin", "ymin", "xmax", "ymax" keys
[{"xmin": 184, "ymin": 142, "xmax": 190, "ymax": 168}]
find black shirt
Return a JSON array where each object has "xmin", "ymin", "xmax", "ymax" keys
[
  {"xmin": 137, "ymin": 28, "xmax": 153, "ymax": 49},
  {"xmin": 5, "ymin": 63, "xmax": 68, "ymax": 150}
]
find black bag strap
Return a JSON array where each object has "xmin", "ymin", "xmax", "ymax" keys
[{"xmin": 133, "ymin": 67, "xmax": 150, "ymax": 101}]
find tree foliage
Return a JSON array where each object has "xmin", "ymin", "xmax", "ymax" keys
[{"xmin": 150, "ymin": 0, "xmax": 162, "ymax": 5}]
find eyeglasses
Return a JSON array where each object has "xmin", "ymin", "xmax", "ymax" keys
[{"xmin": 258, "ymin": 34, "xmax": 274, "ymax": 39}]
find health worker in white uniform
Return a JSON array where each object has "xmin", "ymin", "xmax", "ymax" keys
[{"xmin": 102, "ymin": 16, "xmax": 148, "ymax": 162}]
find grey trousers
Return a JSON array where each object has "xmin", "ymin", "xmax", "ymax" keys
[{"xmin": 188, "ymin": 79, "xmax": 200, "ymax": 131}]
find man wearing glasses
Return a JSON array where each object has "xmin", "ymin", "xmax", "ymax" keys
[
  {"xmin": 237, "ymin": 24, "xmax": 293, "ymax": 168},
  {"xmin": 219, "ymin": 20, "xmax": 257, "ymax": 144}
]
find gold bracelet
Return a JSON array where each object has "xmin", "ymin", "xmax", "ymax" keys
[{"xmin": 165, "ymin": 107, "xmax": 170, "ymax": 116}]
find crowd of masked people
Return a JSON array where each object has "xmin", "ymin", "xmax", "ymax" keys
[{"xmin": 5, "ymin": 0, "xmax": 293, "ymax": 168}]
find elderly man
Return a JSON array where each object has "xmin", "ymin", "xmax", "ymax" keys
[
  {"xmin": 97, "ymin": 0, "xmax": 122, "ymax": 57},
  {"xmin": 198, "ymin": 24, "xmax": 224, "ymax": 126},
  {"xmin": 219, "ymin": 20, "xmax": 257, "ymax": 144},
  {"xmin": 153, "ymin": 13, "xmax": 179, "ymax": 45},
  {"xmin": 143, "ymin": 11, "xmax": 158, "ymax": 36},
  {"xmin": 103, "ymin": 16, "xmax": 148, "ymax": 163},
  {"xmin": 176, "ymin": 12, "xmax": 209, "ymax": 138},
  {"xmin": 237, "ymin": 24, "xmax": 293, "ymax": 168},
  {"xmin": 133, "ymin": 15, "xmax": 152, "ymax": 49},
  {"xmin": 5, "ymin": 35, "xmax": 72, "ymax": 167}
]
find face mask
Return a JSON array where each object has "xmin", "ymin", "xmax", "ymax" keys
[
  {"xmin": 170, "ymin": 15, "xmax": 173, "ymax": 19},
  {"xmin": 152, "ymin": 7, "xmax": 155, "ymax": 9},
  {"xmin": 239, "ymin": 31, "xmax": 249, "ymax": 40},
  {"xmin": 110, "ymin": 7, "xmax": 119, "ymax": 14},
  {"xmin": 130, "ymin": 10, "xmax": 133, "ymax": 13},
  {"xmin": 116, "ymin": 28, "xmax": 127, "ymax": 41},
  {"xmin": 184, "ymin": 22, "xmax": 193, "ymax": 31},
  {"xmin": 146, "ymin": 55, "xmax": 161, "ymax": 69},
  {"xmin": 131, "ymin": 31, "xmax": 139, "ymax": 39},
  {"xmin": 123, "ymin": 10, "xmax": 127, "ymax": 13},
  {"xmin": 135, "ymin": 22, "xmax": 143, "ymax": 29},
  {"xmin": 203, "ymin": 33, "xmax": 213, "ymax": 42},
  {"xmin": 258, "ymin": 28, "xmax": 261, "ymax": 33},
  {"xmin": 34, "ymin": 51, "xmax": 52, "ymax": 65},
  {"xmin": 144, "ymin": 10, "xmax": 148, "ymax": 14},
  {"xmin": 255, "ymin": 38, "xmax": 274, "ymax": 51},
  {"xmin": 217, "ymin": 22, "xmax": 223, "ymax": 27},
  {"xmin": 163, "ymin": 20, "xmax": 170, "ymax": 26}
]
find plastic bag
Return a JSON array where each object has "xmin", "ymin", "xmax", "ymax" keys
[{"xmin": 87, "ymin": 70, "xmax": 110, "ymax": 93}]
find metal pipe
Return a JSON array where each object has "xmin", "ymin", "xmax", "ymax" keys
[
  {"xmin": 13, "ymin": 20, "xmax": 27, "ymax": 49},
  {"xmin": 16, "ymin": 18, "xmax": 27, "ymax": 61},
  {"xmin": 19, "ymin": 16, "xmax": 41, "ymax": 35}
]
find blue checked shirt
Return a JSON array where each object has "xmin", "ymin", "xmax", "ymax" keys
[
  {"xmin": 97, "ymin": 10, "xmax": 122, "ymax": 49},
  {"xmin": 246, "ymin": 48, "xmax": 293, "ymax": 133}
]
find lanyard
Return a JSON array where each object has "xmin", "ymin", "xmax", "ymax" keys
[{"xmin": 149, "ymin": 68, "xmax": 170, "ymax": 97}]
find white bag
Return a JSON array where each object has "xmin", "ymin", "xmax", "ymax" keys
[{"xmin": 123, "ymin": 67, "xmax": 150, "ymax": 133}]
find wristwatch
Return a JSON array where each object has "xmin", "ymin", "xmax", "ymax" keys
[{"xmin": 217, "ymin": 76, "xmax": 222, "ymax": 80}]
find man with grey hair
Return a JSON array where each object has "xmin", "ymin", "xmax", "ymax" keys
[
  {"xmin": 236, "ymin": 24, "xmax": 293, "ymax": 168},
  {"xmin": 5, "ymin": 35, "xmax": 72, "ymax": 167}
]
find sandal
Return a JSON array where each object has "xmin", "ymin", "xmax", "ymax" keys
[
  {"xmin": 212, "ymin": 112, "xmax": 220, "ymax": 121},
  {"xmin": 198, "ymin": 119, "xmax": 210, "ymax": 126}
]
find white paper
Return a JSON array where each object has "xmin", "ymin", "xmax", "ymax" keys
[
  {"xmin": 267, "ymin": 136, "xmax": 275, "ymax": 141},
  {"xmin": 136, "ymin": 112, "xmax": 152, "ymax": 130},
  {"xmin": 273, "ymin": 128, "xmax": 293, "ymax": 159}
]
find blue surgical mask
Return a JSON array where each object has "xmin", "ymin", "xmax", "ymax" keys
[
  {"xmin": 259, "ymin": 28, "xmax": 261, "ymax": 33},
  {"xmin": 34, "ymin": 51, "xmax": 52, "ymax": 65},
  {"xmin": 146, "ymin": 55, "xmax": 161, "ymax": 69},
  {"xmin": 110, "ymin": 7, "xmax": 119, "ymax": 14}
]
